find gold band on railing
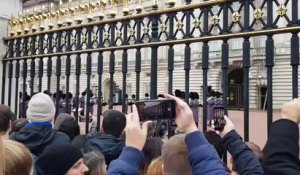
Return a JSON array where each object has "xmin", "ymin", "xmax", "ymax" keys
[{"xmin": 3, "ymin": 26, "xmax": 300, "ymax": 61}]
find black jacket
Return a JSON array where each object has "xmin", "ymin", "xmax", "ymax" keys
[
  {"xmin": 10, "ymin": 124, "xmax": 70, "ymax": 157},
  {"xmin": 83, "ymin": 132, "xmax": 125, "ymax": 166},
  {"xmin": 222, "ymin": 130, "xmax": 264, "ymax": 175},
  {"xmin": 263, "ymin": 119, "xmax": 300, "ymax": 175}
]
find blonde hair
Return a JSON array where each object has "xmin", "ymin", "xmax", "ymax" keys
[
  {"xmin": 146, "ymin": 157, "xmax": 163, "ymax": 175},
  {"xmin": 3, "ymin": 139, "xmax": 32, "ymax": 175}
]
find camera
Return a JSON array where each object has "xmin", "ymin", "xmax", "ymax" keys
[{"xmin": 135, "ymin": 99, "xmax": 176, "ymax": 122}]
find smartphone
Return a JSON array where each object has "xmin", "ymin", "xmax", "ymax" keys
[
  {"xmin": 135, "ymin": 99, "xmax": 176, "ymax": 122},
  {"xmin": 212, "ymin": 105, "xmax": 225, "ymax": 131}
]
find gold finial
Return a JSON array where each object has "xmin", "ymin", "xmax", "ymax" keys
[
  {"xmin": 49, "ymin": 2, "xmax": 55, "ymax": 29},
  {"xmin": 66, "ymin": 0, "xmax": 74, "ymax": 25},
  {"xmin": 17, "ymin": 11, "xmax": 23, "ymax": 35},
  {"xmin": 168, "ymin": 0, "xmax": 176, "ymax": 8},
  {"xmin": 75, "ymin": 0, "xmax": 84, "ymax": 23},
  {"xmin": 87, "ymin": 0, "xmax": 95, "ymax": 22},
  {"xmin": 96, "ymin": 0, "xmax": 107, "ymax": 20},
  {"xmin": 23, "ymin": 9, "xmax": 31, "ymax": 34},
  {"xmin": 136, "ymin": 0, "xmax": 143, "ymax": 13},
  {"xmin": 32, "ymin": 7, "xmax": 38, "ymax": 32},
  {"xmin": 57, "ymin": 0, "xmax": 64, "ymax": 27},
  {"xmin": 123, "ymin": 0, "xmax": 129, "ymax": 16},
  {"xmin": 107, "ymin": 0, "xmax": 117, "ymax": 18},
  {"xmin": 39, "ymin": 5, "xmax": 46, "ymax": 30},
  {"xmin": 152, "ymin": 0, "xmax": 158, "ymax": 10},
  {"xmin": 9, "ymin": 13, "xmax": 16, "ymax": 36}
]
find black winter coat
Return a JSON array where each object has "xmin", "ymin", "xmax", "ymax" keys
[
  {"xmin": 10, "ymin": 124, "xmax": 70, "ymax": 157},
  {"xmin": 83, "ymin": 132, "xmax": 125, "ymax": 166}
]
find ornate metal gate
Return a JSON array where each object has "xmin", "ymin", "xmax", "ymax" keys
[{"xmin": 1, "ymin": 0, "xmax": 300, "ymax": 141}]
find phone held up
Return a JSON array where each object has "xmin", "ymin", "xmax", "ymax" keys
[
  {"xmin": 135, "ymin": 99, "xmax": 176, "ymax": 122},
  {"xmin": 212, "ymin": 105, "xmax": 226, "ymax": 131}
]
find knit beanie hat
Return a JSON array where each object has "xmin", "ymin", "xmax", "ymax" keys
[
  {"xmin": 35, "ymin": 143, "xmax": 83, "ymax": 175},
  {"xmin": 27, "ymin": 93, "xmax": 55, "ymax": 122}
]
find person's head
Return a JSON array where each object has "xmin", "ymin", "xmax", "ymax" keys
[
  {"xmin": 83, "ymin": 151, "xmax": 107, "ymax": 175},
  {"xmin": 162, "ymin": 135, "xmax": 192, "ymax": 175},
  {"xmin": 174, "ymin": 89, "xmax": 182, "ymax": 98},
  {"xmin": 0, "ymin": 105, "xmax": 16, "ymax": 137},
  {"xmin": 72, "ymin": 134, "xmax": 90, "ymax": 149},
  {"xmin": 147, "ymin": 122, "xmax": 157, "ymax": 138},
  {"xmin": 246, "ymin": 142, "xmax": 264, "ymax": 164},
  {"xmin": 2, "ymin": 139, "xmax": 32, "ymax": 175},
  {"xmin": 140, "ymin": 137, "xmax": 163, "ymax": 174},
  {"xmin": 146, "ymin": 157, "xmax": 163, "ymax": 175},
  {"xmin": 82, "ymin": 92, "xmax": 87, "ymax": 96},
  {"xmin": 216, "ymin": 91, "xmax": 221, "ymax": 98},
  {"xmin": 204, "ymin": 131, "xmax": 224, "ymax": 159},
  {"xmin": 35, "ymin": 143, "xmax": 88, "ymax": 175},
  {"xmin": 54, "ymin": 113, "xmax": 75, "ymax": 130},
  {"xmin": 132, "ymin": 94, "xmax": 136, "ymax": 99},
  {"xmin": 210, "ymin": 90, "xmax": 216, "ymax": 97},
  {"xmin": 57, "ymin": 118, "xmax": 80, "ymax": 140},
  {"xmin": 157, "ymin": 94, "xmax": 164, "ymax": 99},
  {"xmin": 102, "ymin": 110, "xmax": 126, "ymax": 137},
  {"xmin": 181, "ymin": 91, "xmax": 185, "ymax": 99},
  {"xmin": 194, "ymin": 92, "xmax": 199, "ymax": 100},
  {"xmin": 26, "ymin": 92, "xmax": 55, "ymax": 123},
  {"xmin": 10, "ymin": 118, "xmax": 29, "ymax": 133},
  {"xmin": 189, "ymin": 92, "xmax": 195, "ymax": 100},
  {"xmin": 145, "ymin": 93, "xmax": 149, "ymax": 97}
]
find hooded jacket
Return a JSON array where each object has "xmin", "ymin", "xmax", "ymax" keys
[
  {"xmin": 222, "ymin": 130, "xmax": 264, "ymax": 175},
  {"xmin": 10, "ymin": 122, "xmax": 70, "ymax": 157},
  {"xmin": 263, "ymin": 119, "xmax": 300, "ymax": 175},
  {"xmin": 108, "ymin": 131, "xmax": 226, "ymax": 175},
  {"xmin": 83, "ymin": 132, "xmax": 125, "ymax": 166}
]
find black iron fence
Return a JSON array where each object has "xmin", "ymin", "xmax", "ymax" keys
[{"xmin": 1, "ymin": 0, "xmax": 300, "ymax": 140}]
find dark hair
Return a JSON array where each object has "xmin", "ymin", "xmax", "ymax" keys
[
  {"xmin": 72, "ymin": 134, "xmax": 90, "ymax": 149},
  {"xmin": 194, "ymin": 92, "xmax": 199, "ymax": 100},
  {"xmin": 189, "ymin": 92, "xmax": 195, "ymax": 100},
  {"xmin": 83, "ymin": 151, "xmax": 106, "ymax": 175},
  {"xmin": 215, "ymin": 91, "xmax": 221, "ymax": 98},
  {"xmin": 61, "ymin": 93, "xmax": 66, "ymax": 99},
  {"xmin": 204, "ymin": 131, "xmax": 225, "ymax": 159},
  {"xmin": 58, "ymin": 118, "xmax": 80, "ymax": 140},
  {"xmin": 157, "ymin": 94, "xmax": 164, "ymax": 99},
  {"xmin": 181, "ymin": 91, "xmax": 185, "ymax": 99},
  {"xmin": 0, "ymin": 105, "xmax": 16, "ymax": 134},
  {"xmin": 210, "ymin": 90, "xmax": 216, "ymax": 97},
  {"xmin": 140, "ymin": 137, "xmax": 163, "ymax": 174},
  {"xmin": 132, "ymin": 94, "xmax": 136, "ymax": 99},
  {"xmin": 145, "ymin": 93, "xmax": 149, "ymax": 97},
  {"xmin": 174, "ymin": 89, "xmax": 182, "ymax": 98},
  {"xmin": 10, "ymin": 118, "xmax": 29, "ymax": 133},
  {"xmin": 82, "ymin": 91, "xmax": 87, "ymax": 96},
  {"xmin": 102, "ymin": 110, "xmax": 126, "ymax": 137}
]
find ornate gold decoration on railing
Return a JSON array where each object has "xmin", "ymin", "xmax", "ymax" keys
[{"xmin": 9, "ymin": 0, "xmax": 143, "ymax": 36}]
